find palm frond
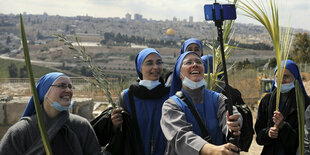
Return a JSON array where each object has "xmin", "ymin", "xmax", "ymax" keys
[
  {"xmin": 295, "ymin": 80, "xmax": 305, "ymax": 155},
  {"xmin": 20, "ymin": 14, "xmax": 52, "ymax": 154},
  {"xmin": 239, "ymin": 0, "xmax": 293, "ymax": 111}
]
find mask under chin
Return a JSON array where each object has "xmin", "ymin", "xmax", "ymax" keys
[{"xmin": 182, "ymin": 76, "xmax": 206, "ymax": 90}]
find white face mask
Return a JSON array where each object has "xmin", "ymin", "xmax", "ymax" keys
[
  {"xmin": 182, "ymin": 76, "xmax": 206, "ymax": 90},
  {"xmin": 46, "ymin": 96, "xmax": 74, "ymax": 111},
  {"xmin": 139, "ymin": 80, "xmax": 161, "ymax": 90},
  {"xmin": 275, "ymin": 81, "xmax": 295, "ymax": 93}
]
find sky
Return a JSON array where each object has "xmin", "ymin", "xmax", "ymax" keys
[{"xmin": 1, "ymin": 0, "xmax": 310, "ymax": 31}]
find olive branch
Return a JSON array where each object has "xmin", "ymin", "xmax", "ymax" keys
[{"xmin": 54, "ymin": 34, "xmax": 116, "ymax": 108}]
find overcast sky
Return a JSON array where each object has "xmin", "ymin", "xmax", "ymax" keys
[{"xmin": 1, "ymin": 0, "xmax": 309, "ymax": 31}]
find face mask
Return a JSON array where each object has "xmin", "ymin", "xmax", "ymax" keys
[
  {"xmin": 274, "ymin": 81, "xmax": 295, "ymax": 93},
  {"xmin": 51, "ymin": 101, "xmax": 75, "ymax": 112},
  {"xmin": 139, "ymin": 80, "xmax": 161, "ymax": 90},
  {"xmin": 182, "ymin": 76, "xmax": 206, "ymax": 90}
]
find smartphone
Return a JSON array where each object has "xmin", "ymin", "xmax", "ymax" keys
[{"xmin": 204, "ymin": 4, "xmax": 236, "ymax": 21}]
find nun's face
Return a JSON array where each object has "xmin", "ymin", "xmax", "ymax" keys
[
  {"xmin": 275, "ymin": 69, "xmax": 295, "ymax": 84},
  {"xmin": 180, "ymin": 53, "xmax": 204, "ymax": 82},
  {"xmin": 141, "ymin": 53, "xmax": 163, "ymax": 81},
  {"xmin": 47, "ymin": 76, "xmax": 73, "ymax": 107},
  {"xmin": 186, "ymin": 43, "xmax": 202, "ymax": 56}
]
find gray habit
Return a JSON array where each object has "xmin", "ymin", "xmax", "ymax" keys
[
  {"xmin": 160, "ymin": 88, "xmax": 242, "ymax": 155},
  {"xmin": 0, "ymin": 111, "xmax": 102, "ymax": 155}
]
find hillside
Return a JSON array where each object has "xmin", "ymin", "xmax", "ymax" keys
[{"xmin": 0, "ymin": 58, "xmax": 59, "ymax": 78}]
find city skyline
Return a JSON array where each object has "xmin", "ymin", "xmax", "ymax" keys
[{"xmin": 0, "ymin": 0, "xmax": 309, "ymax": 31}]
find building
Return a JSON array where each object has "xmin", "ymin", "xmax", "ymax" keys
[
  {"xmin": 125, "ymin": 13, "xmax": 131, "ymax": 21},
  {"xmin": 189, "ymin": 16, "xmax": 193, "ymax": 22},
  {"xmin": 162, "ymin": 28, "xmax": 178, "ymax": 41},
  {"xmin": 173, "ymin": 17, "xmax": 177, "ymax": 22},
  {"xmin": 134, "ymin": 14, "xmax": 143, "ymax": 21}
]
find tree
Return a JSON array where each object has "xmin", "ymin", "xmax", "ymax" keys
[
  {"xmin": 37, "ymin": 31, "xmax": 43, "ymax": 40},
  {"xmin": 8, "ymin": 63, "xmax": 18, "ymax": 78},
  {"xmin": 6, "ymin": 36, "xmax": 11, "ymax": 45},
  {"xmin": 268, "ymin": 57, "xmax": 277, "ymax": 68},
  {"xmin": 65, "ymin": 25, "xmax": 70, "ymax": 32},
  {"xmin": 292, "ymin": 32, "xmax": 310, "ymax": 63},
  {"xmin": 19, "ymin": 66, "xmax": 28, "ymax": 78},
  {"xmin": 129, "ymin": 54, "xmax": 135, "ymax": 61}
]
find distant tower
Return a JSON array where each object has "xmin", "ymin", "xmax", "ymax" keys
[
  {"xmin": 43, "ymin": 12, "xmax": 48, "ymax": 17},
  {"xmin": 125, "ymin": 13, "xmax": 131, "ymax": 21},
  {"xmin": 134, "ymin": 14, "xmax": 143, "ymax": 21},
  {"xmin": 189, "ymin": 16, "xmax": 193, "ymax": 22},
  {"xmin": 173, "ymin": 17, "xmax": 177, "ymax": 22}
]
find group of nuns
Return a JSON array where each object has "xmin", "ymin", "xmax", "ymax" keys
[
  {"xmin": 106, "ymin": 38, "xmax": 242, "ymax": 155},
  {"xmin": 2, "ymin": 37, "xmax": 307, "ymax": 155}
]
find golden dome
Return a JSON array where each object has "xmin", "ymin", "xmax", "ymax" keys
[{"xmin": 166, "ymin": 28, "xmax": 176, "ymax": 35}]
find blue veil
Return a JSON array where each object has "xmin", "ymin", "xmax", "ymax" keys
[
  {"xmin": 135, "ymin": 48, "xmax": 161, "ymax": 80},
  {"xmin": 169, "ymin": 52, "xmax": 201, "ymax": 96},
  {"xmin": 180, "ymin": 38, "xmax": 203, "ymax": 56},
  {"xmin": 22, "ymin": 72, "xmax": 66, "ymax": 117},
  {"xmin": 271, "ymin": 59, "xmax": 307, "ymax": 96}
]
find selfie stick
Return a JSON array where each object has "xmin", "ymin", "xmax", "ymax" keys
[{"xmin": 212, "ymin": 3, "xmax": 240, "ymax": 153}]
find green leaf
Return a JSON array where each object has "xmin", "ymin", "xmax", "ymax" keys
[
  {"xmin": 295, "ymin": 80, "xmax": 305, "ymax": 155},
  {"xmin": 239, "ymin": 0, "xmax": 292, "ymax": 111},
  {"xmin": 20, "ymin": 14, "xmax": 53, "ymax": 155}
]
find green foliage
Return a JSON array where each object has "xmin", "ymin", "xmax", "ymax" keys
[
  {"xmin": 295, "ymin": 80, "xmax": 305, "ymax": 155},
  {"xmin": 0, "ymin": 58, "xmax": 56, "ymax": 78},
  {"xmin": 129, "ymin": 54, "xmax": 136, "ymax": 61},
  {"xmin": 292, "ymin": 32, "xmax": 310, "ymax": 63},
  {"xmin": 204, "ymin": 0, "xmax": 238, "ymax": 92},
  {"xmin": 8, "ymin": 63, "xmax": 18, "ymax": 78},
  {"xmin": 6, "ymin": 36, "xmax": 11, "ymax": 45},
  {"xmin": 19, "ymin": 66, "xmax": 28, "ymax": 78},
  {"xmin": 239, "ymin": 0, "xmax": 293, "ymax": 111},
  {"xmin": 55, "ymin": 34, "xmax": 116, "ymax": 108},
  {"xmin": 268, "ymin": 57, "xmax": 277, "ymax": 68},
  {"xmin": 100, "ymin": 32, "xmax": 178, "ymax": 47},
  {"xmin": 20, "ymin": 14, "xmax": 52, "ymax": 155},
  {"xmin": 235, "ymin": 59, "xmax": 251, "ymax": 70}
]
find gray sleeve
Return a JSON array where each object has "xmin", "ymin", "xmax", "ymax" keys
[
  {"xmin": 305, "ymin": 106, "xmax": 310, "ymax": 155},
  {"xmin": 160, "ymin": 98, "xmax": 207, "ymax": 155},
  {"xmin": 69, "ymin": 115, "xmax": 102, "ymax": 155},
  {"xmin": 0, "ymin": 120, "xmax": 31, "ymax": 155},
  {"xmin": 217, "ymin": 94, "xmax": 243, "ymax": 137}
]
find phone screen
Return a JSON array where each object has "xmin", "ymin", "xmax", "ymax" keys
[
  {"xmin": 204, "ymin": 4, "xmax": 236, "ymax": 21},
  {"xmin": 222, "ymin": 4, "xmax": 236, "ymax": 20}
]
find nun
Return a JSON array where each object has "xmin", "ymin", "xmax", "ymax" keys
[
  {"xmin": 161, "ymin": 52, "xmax": 242, "ymax": 155},
  {"xmin": 255, "ymin": 60, "xmax": 310, "ymax": 154},
  {"xmin": 0, "ymin": 72, "xmax": 101, "ymax": 155}
]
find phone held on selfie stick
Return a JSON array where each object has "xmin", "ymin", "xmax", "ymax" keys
[
  {"xmin": 204, "ymin": 3, "xmax": 236, "ymax": 21},
  {"xmin": 203, "ymin": 2, "xmax": 239, "ymax": 154}
]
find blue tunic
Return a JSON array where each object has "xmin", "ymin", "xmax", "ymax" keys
[
  {"xmin": 123, "ymin": 89, "xmax": 169, "ymax": 155},
  {"xmin": 171, "ymin": 89, "xmax": 223, "ymax": 145}
]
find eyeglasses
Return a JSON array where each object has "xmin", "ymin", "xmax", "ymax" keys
[
  {"xmin": 51, "ymin": 83, "xmax": 73, "ymax": 90},
  {"xmin": 143, "ymin": 60, "xmax": 163, "ymax": 67},
  {"xmin": 182, "ymin": 59, "xmax": 203, "ymax": 66}
]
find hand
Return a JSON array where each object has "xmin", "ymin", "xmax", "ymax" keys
[
  {"xmin": 200, "ymin": 143, "xmax": 240, "ymax": 155},
  {"xmin": 273, "ymin": 111, "xmax": 284, "ymax": 129},
  {"xmin": 226, "ymin": 111, "xmax": 241, "ymax": 136},
  {"xmin": 268, "ymin": 126, "xmax": 278, "ymax": 139},
  {"xmin": 111, "ymin": 107, "xmax": 123, "ymax": 132}
]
